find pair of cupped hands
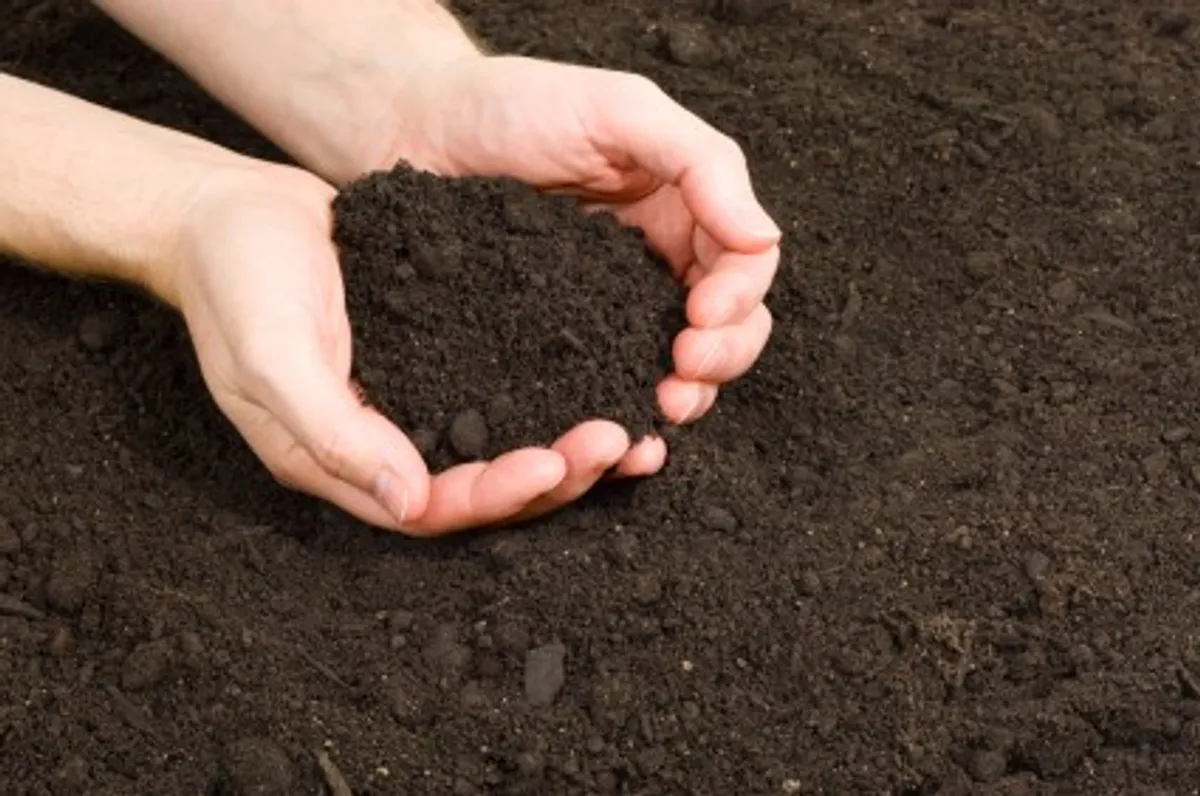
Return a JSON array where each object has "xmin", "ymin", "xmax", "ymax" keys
[{"xmin": 181, "ymin": 55, "xmax": 781, "ymax": 536}]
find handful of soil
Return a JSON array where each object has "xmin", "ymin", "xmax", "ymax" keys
[{"xmin": 332, "ymin": 165, "xmax": 686, "ymax": 472}]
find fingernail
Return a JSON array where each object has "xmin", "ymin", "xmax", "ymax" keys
[
  {"xmin": 372, "ymin": 468, "xmax": 409, "ymax": 527},
  {"xmin": 696, "ymin": 340, "xmax": 725, "ymax": 379},
  {"xmin": 737, "ymin": 200, "xmax": 781, "ymax": 239},
  {"xmin": 682, "ymin": 393, "xmax": 707, "ymax": 424}
]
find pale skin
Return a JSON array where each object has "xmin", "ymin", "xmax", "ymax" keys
[{"xmin": 1, "ymin": 0, "xmax": 782, "ymax": 536}]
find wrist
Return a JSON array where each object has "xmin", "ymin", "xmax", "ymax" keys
[
  {"xmin": 96, "ymin": 0, "xmax": 486, "ymax": 184},
  {"xmin": 0, "ymin": 74, "xmax": 274, "ymax": 308}
]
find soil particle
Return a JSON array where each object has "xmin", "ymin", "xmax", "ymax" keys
[
  {"xmin": 631, "ymin": 573, "xmax": 663, "ymax": 605},
  {"xmin": 797, "ymin": 569, "xmax": 822, "ymax": 597},
  {"xmin": 524, "ymin": 642, "xmax": 567, "ymax": 706},
  {"xmin": 0, "ymin": 520, "xmax": 20, "ymax": 556},
  {"xmin": 218, "ymin": 738, "xmax": 297, "ymax": 796},
  {"xmin": 661, "ymin": 22, "xmax": 721, "ymax": 67},
  {"xmin": 120, "ymin": 638, "xmax": 177, "ymax": 691},
  {"xmin": 1146, "ymin": 9, "xmax": 1193, "ymax": 37},
  {"xmin": 1023, "ymin": 551, "xmax": 1051, "ymax": 583},
  {"xmin": 699, "ymin": 505, "xmax": 738, "ymax": 532},
  {"xmin": 447, "ymin": 408, "xmax": 489, "ymax": 461},
  {"xmin": 1163, "ymin": 427, "xmax": 1192, "ymax": 444},
  {"xmin": 968, "ymin": 748, "xmax": 1009, "ymax": 783}
]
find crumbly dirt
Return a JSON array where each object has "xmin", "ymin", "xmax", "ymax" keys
[
  {"xmin": 332, "ymin": 168, "xmax": 682, "ymax": 469},
  {"xmin": 3, "ymin": 1, "xmax": 1200, "ymax": 794}
]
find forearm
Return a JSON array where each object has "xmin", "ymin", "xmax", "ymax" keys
[
  {"xmin": 94, "ymin": 0, "xmax": 483, "ymax": 184},
  {"xmin": 0, "ymin": 74, "xmax": 260, "ymax": 307}
]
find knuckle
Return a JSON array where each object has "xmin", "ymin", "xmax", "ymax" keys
[{"xmin": 310, "ymin": 429, "xmax": 351, "ymax": 480}]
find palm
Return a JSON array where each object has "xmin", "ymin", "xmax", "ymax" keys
[{"xmin": 176, "ymin": 168, "xmax": 656, "ymax": 534}]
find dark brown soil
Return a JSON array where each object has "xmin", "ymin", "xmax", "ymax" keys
[
  {"xmin": 332, "ymin": 168, "xmax": 682, "ymax": 469},
  {"xmin": 3, "ymin": 1, "xmax": 1200, "ymax": 794}
]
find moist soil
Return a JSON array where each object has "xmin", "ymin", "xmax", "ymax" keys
[
  {"xmin": 3, "ymin": 1, "xmax": 1200, "ymax": 794},
  {"xmin": 331, "ymin": 169, "xmax": 682, "ymax": 469}
]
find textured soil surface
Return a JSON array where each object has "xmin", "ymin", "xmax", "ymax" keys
[
  {"xmin": 333, "ymin": 169, "xmax": 681, "ymax": 469},
  {"xmin": 3, "ymin": 1, "xmax": 1200, "ymax": 794}
]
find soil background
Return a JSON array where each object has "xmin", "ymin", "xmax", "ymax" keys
[{"xmin": 3, "ymin": 1, "xmax": 1200, "ymax": 794}]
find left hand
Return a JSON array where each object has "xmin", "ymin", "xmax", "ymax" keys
[{"xmin": 379, "ymin": 54, "xmax": 782, "ymax": 519}]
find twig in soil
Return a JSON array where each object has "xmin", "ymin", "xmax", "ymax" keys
[
  {"xmin": 0, "ymin": 594, "xmax": 45, "ymax": 621},
  {"xmin": 299, "ymin": 648, "xmax": 352, "ymax": 691},
  {"xmin": 104, "ymin": 684, "xmax": 163, "ymax": 744},
  {"xmin": 558, "ymin": 327, "xmax": 591, "ymax": 358},
  {"xmin": 315, "ymin": 750, "xmax": 353, "ymax": 796},
  {"xmin": 1177, "ymin": 664, "xmax": 1200, "ymax": 699}
]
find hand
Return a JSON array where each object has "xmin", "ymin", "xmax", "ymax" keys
[
  {"xmin": 379, "ymin": 54, "xmax": 782, "ymax": 504},
  {"xmin": 175, "ymin": 166, "xmax": 599, "ymax": 535}
]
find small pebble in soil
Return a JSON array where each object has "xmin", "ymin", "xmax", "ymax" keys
[
  {"xmin": 700, "ymin": 505, "xmax": 739, "ymax": 532},
  {"xmin": 1147, "ymin": 9, "xmax": 1192, "ymax": 37},
  {"xmin": 1143, "ymin": 451, "xmax": 1172, "ymax": 480},
  {"xmin": 0, "ymin": 520, "xmax": 20, "ymax": 556},
  {"xmin": 524, "ymin": 642, "xmax": 567, "ymax": 706},
  {"xmin": 964, "ymin": 251, "xmax": 1003, "ymax": 280},
  {"xmin": 661, "ymin": 21, "xmax": 721, "ymax": 67},
  {"xmin": 798, "ymin": 569, "xmax": 822, "ymax": 597},
  {"xmin": 121, "ymin": 638, "xmax": 176, "ymax": 691},
  {"xmin": 967, "ymin": 748, "xmax": 1008, "ymax": 783},
  {"xmin": 632, "ymin": 573, "xmax": 663, "ymax": 605},
  {"xmin": 1162, "ymin": 426, "xmax": 1192, "ymax": 444},
  {"xmin": 220, "ymin": 737, "xmax": 297, "ymax": 796},
  {"xmin": 1047, "ymin": 278, "xmax": 1079, "ymax": 306},
  {"xmin": 1023, "ymin": 551, "xmax": 1051, "ymax": 582},
  {"xmin": 387, "ymin": 609, "xmax": 415, "ymax": 633},
  {"xmin": 47, "ymin": 625, "xmax": 73, "ymax": 658},
  {"xmin": 486, "ymin": 393, "xmax": 516, "ymax": 425},
  {"xmin": 448, "ymin": 409, "xmax": 489, "ymax": 460},
  {"xmin": 411, "ymin": 239, "xmax": 461, "ymax": 281}
]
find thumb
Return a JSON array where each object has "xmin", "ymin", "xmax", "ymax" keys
[
  {"xmin": 257, "ymin": 353, "xmax": 432, "ymax": 528},
  {"xmin": 596, "ymin": 71, "xmax": 781, "ymax": 251}
]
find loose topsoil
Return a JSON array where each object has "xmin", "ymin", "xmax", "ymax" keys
[
  {"xmin": 3, "ymin": 1, "xmax": 1200, "ymax": 794},
  {"xmin": 332, "ymin": 168, "xmax": 682, "ymax": 468}
]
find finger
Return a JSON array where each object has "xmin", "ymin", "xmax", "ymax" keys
[
  {"xmin": 227, "ymin": 401, "xmax": 409, "ymax": 531},
  {"xmin": 506, "ymin": 420, "xmax": 631, "ymax": 524},
  {"xmin": 598, "ymin": 74, "xmax": 782, "ymax": 253},
  {"xmin": 267, "ymin": 441, "xmax": 406, "ymax": 530},
  {"xmin": 611, "ymin": 435, "xmax": 668, "ymax": 477},
  {"xmin": 252, "ymin": 352, "xmax": 431, "ymax": 527},
  {"xmin": 686, "ymin": 245, "xmax": 780, "ymax": 328},
  {"xmin": 657, "ymin": 375, "xmax": 719, "ymax": 425},
  {"xmin": 403, "ymin": 448, "xmax": 567, "ymax": 537},
  {"xmin": 673, "ymin": 304, "xmax": 773, "ymax": 384}
]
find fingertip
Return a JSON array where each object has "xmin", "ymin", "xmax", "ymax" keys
[
  {"xmin": 553, "ymin": 419, "xmax": 631, "ymax": 464},
  {"xmin": 657, "ymin": 375, "xmax": 695, "ymax": 424},
  {"xmin": 496, "ymin": 447, "xmax": 570, "ymax": 494},
  {"xmin": 615, "ymin": 435, "xmax": 667, "ymax": 476}
]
